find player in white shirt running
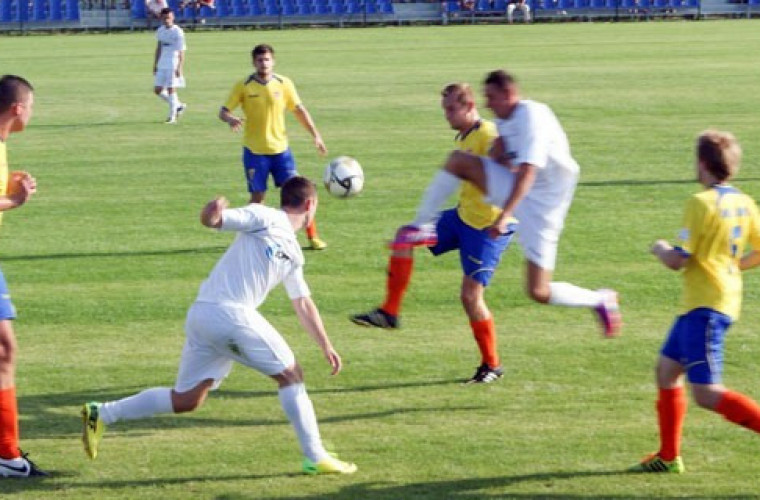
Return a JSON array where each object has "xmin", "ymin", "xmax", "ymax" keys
[
  {"xmin": 153, "ymin": 8, "xmax": 186, "ymax": 124},
  {"xmin": 392, "ymin": 70, "xmax": 622, "ymax": 337},
  {"xmin": 80, "ymin": 177, "xmax": 357, "ymax": 475}
]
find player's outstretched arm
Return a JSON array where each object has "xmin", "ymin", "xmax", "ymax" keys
[
  {"xmin": 651, "ymin": 239, "xmax": 688, "ymax": 270},
  {"xmin": 740, "ymin": 250, "xmax": 760, "ymax": 270},
  {"xmin": 291, "ymin": 296, "xmax": 341, "ymax": 375},
  {"xmin": 200, "ymin": 197, "xmax": 228, "ymax": 228},
  {"xmin": 293, "ymin": 105, "xmax": 327, "ymax": 155}
]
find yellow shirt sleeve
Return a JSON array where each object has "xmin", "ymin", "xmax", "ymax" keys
[
  {"xmin": 284, "ymin": 78, "xmax": 301, "ymax": 112},
  {"xmin": 223, "ymin": 81, "xmax": 244, "ymax": 112}
]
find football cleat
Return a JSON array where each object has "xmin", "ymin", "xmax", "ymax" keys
[
  {"xmin": 594, "ymin": 289, "xmax": 622, "ymax": 338},
  {"xmin": 81, "ymin": 402, "xmax": 106, "ymax": 460},
  {"xmin": 164, "ymin": 116, "xmax": 177, "ymax": 124},
  {"xmin": 629, "ymin": 453, "xmax": 684, "ymax": 473},
  {"xmin": 0, "ymin": 451, "xmax": 48, "ymax": 478},
  {"xmin": 308, "ymin": 237, "xmax": 327, "ymax": 251},
  {"xmin": 350, "ymin": 308, "xmax": 399, "ymax": 329},
  {"xmin": 464, "ymin": 363, "xmax": 504, "ymax": 384},
  {"xmin": 176, "ymin": 103, "xmax": 187, "ymax": 116},
  {"xmin": 302, "ymin": 455, "xmax": 357, "ymax": 475},
  {"xmin": 388, "ymin": 224, "xmax": 438, "ymax": 250}
]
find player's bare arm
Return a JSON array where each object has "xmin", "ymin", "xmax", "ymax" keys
[
  {"xmin": 218, "ymin": 107, "xmax": 243, "ymax": 132},
  {"xmin": 200, "ymin": 196, "xmax": 228, "ymax": 228},
  {"xmin": 488, "ymin": 163, "xmax": 536, "ymax": 239},
  {"xmin": 291, "ymin": 296, "xmax": 342, "ymax": 375},
  {"xmin": 740, "ymin": 250, "xmax": 760, "ymax": 270},
  {"xmin": 153, "ymin": 42, "xmax": 161, "ymax": 74},
  {"xmin": 0, "ymin": 171, "xmax": 36, "ymax": 212},
  {"xmin": 488, "ymin": 137, "xmax": 511, "ymax": 167},
  {"xmin": 175, "ymin": 50, "xmax": 184, "ymax": 78},
  {"xmin": 293, "ymin": 105, "xmax": 327, "ymax": 155},
  {"xmin": 651, "ymin": 239, "xmax": 689, "ymax": 270}
]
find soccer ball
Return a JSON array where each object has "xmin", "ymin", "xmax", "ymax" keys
[{"xmin": 323, "ymin": 156, "xmax": 364, "ymax": 198}]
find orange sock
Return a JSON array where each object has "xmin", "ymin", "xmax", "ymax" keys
[
  {"xmin": 0, "ymin": 387, "xmax": 20, "ymax": 459},
  {"xmin": 715, "ymin": 390, "xmax": 760, "ymax": 433},
  {"xmin": 306, "ymin": 218, "xmax": 318, "ymax": 240},
  {"xmin": 470, "ymin": 317, "xmax": 499, "ymax": 368},
  {"xmin": 380, "ymin": 256, "xmax": 413, "ymax": 317},
  {"xmin": 657, "ymin": 386, "xmax": 687, "ymax": 461}
]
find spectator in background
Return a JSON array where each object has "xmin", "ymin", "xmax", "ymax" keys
[
  {"xmin": 146, "ymin": 0, "xmax": 167, "ymax": 27},
  {"xmin": 507, "ymin": 0, "xmax": 531, "ymax": 22}
]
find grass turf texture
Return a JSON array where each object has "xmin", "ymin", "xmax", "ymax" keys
[{"xmin": 3, "ymin": 20, "xmax": 760, "ymax": 498}]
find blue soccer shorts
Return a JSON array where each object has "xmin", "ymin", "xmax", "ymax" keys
[
  {"xmin": 660, "ymin": 307, "xmax": 731, "ymax": 385},
  {"xmin": 0, "ymin": 269, "xmax": 16, "ymax": 321},
  {"xmin": 242, "ymin": 147, "xmax": 297, "ymax": 193},
  {"xmin": 428, "ymin": 208, "xmax": 514, "ymax": 287}
]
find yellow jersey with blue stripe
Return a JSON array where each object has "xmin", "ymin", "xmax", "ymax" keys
[
  {"xmin": 0, "ymin": 141, "xmax": 7, "ymax": 227},
  {"xmin": 223, "ymin": 73, "xmax": 301, "ymax": 155},
  {"xmin": 455, "ymin": 120, "xmax": 501, "ymax": 230},
  {"xmin": 677, "ymin": 185, "xmax": 760, "ymax": 320}
]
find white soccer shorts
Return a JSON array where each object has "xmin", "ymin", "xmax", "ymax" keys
[
  {"xmin": 175, "ymin": 301, "xmax": 296, "ymax": 393},
  {"xmin": 482, "ymin": 157, "xmax": 577, "ymax": 271},
  {"xmin": 154, "ymin": 68, "xmax": 186, "ymax": 89}
]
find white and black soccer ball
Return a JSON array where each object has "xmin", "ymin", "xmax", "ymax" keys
[{"xmin": 323, "ymin": 156, "xmax": 364, "ymax": 198}]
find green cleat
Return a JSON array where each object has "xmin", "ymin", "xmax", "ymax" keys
[
  {"xmin": 302, "ymin": 454, "xmax": 357, "ymax": 475},
  {"xmin": 81, "ymin": 402, "xmax": 106, "ymax": 460},
  {"xmin": 308, "ymin": 237, "xmax": 327, "ymax": 251},
  {"xmin": 629, "ymin": 453, "xmax": 684, "ymax": 473}
]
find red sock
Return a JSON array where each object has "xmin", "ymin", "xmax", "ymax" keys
[
  {"xmin": 0, "ymin": 387, "xmax": 20, "ymax": 459},
  {"xmin": 306, "ymin": 218, "xmax": 318, "ymax": 240},
  {"xmin": 470, "ymin": 317, "xmax": 499, "ymax": 368},
  {"xmin": 715, "ymin": 390, "xmax": 760, "ymax": 433},
  {"xmin": 380, "ymin": 256, "xmax": 413, "ymax": 317},
  {"xmin": 657, "ymin": 387, "xmax": 687, "ymax": 461}
]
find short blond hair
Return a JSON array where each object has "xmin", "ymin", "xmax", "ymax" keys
[
  {"xmin": 441, "ymin": 83, "xmax": 475, "ymax": 107},
  {"xmin": 697, "ymin": 130, "xmax": 742, "ymax": 182}
]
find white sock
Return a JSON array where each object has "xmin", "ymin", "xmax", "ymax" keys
[
  {"xmin": 169, "ymin": 92, "xmax": 180, "ymax": 116},
  {"xmin": 157, "ymin": 91, "xmax": 171, "ymax": 103},
  {"xmin": 278, "ymin": 383, "xmax": 328, "ymax": 463},
  {"xmin": 411, "ymin": 170, "xmax": 461, "ymax": 227},
  {"xmin": 100, "ymin": 387, "xmax": 174, "ymax": 425},
  {"xmin": 548, "ymin": 282, "xmax": 603, "ymax": 308}
]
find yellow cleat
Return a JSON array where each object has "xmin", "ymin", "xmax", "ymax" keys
[
  {"xmin": 302, "ymin": 455, "xmax": 357, "ymax": 475},
  {"xmin": 629, "ymin": 453, "xmax": 684, "ymax": 473},
  {"xmin": 308, "ymin": 237, "xmax": 327, "ymax": 250},
  {"xmin": 81, "ymin": 402, "xmax": 106, "ymax": 460}
]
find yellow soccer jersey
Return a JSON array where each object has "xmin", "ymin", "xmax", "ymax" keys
[
  {"xmin": 223, "ymin": 73, "xmax": 301, "ymax": 155},
  {"xmin": 677, "ymin": 185, "xmax": 760, "ymax": 320},
  {"xmin": 455, "ymin": 119, "xmax": 501, "ymax": 230}
]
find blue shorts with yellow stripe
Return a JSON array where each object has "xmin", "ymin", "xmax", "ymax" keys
[
  {"xmin": 429, "ymin": 208, "xmax": 513, "ymax": 287},
  {"xmin": 660, "ymin": 307, "xmax": 730, "ymax": 385}
]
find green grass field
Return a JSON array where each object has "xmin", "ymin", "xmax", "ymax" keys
[{"xmin": 3, "ymin": 19, "xmax": 760, "ymax": 498}]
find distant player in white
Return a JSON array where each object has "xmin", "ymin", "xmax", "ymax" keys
[
  {"xmin": 392, "ymin": 70, "xmax": 622, "ymax": 337},
  {"xmin": 81, "ymin": 177, "xmax": 357, "ymax": 475},
  {"xmin": 153, "ymin": 8, "xmax": 186, "ymax": 124}
]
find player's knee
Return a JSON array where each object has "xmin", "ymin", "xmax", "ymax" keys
[
  {"xmin": 527, "ymin": 284, "xmax": 551, "ymax": 304},
  {"xmin": 273, "ymin": 363, "xmax": 304, "ymax": 387},
  {"xmin": 692, "ymin": 388, "xmax": 723, "ymax": 410},
  {"xmin": 172, "ymin": 392, "xmax": 206, "ymax": 413}
]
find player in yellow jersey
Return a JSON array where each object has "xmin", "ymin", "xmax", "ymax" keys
[
  {"xmin": 218, "ymin": 44, "xmax": 328, "ymax": 250},
  {"xmin": 0, "ymin": 75, "xmax": 45, "ymax": 478},
  {"xmin": 351, "ymin": 83, "xmax": 516, "ymax": 384},
  {"xmin": 631, "ymin": 130, "xmax": 760, "ymax": 474}
]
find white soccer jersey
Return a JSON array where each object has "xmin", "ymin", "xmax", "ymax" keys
[
  {"xmin": 195, "ymin": 204, "xmax": 310, "ymax": 309},
  {"xmin": 155, "ymin": 24, "xmax": 186, "ymax": 70}
]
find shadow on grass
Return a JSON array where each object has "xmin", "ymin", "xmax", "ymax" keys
[
  {"xmin": 0, "ymin": 245, "xmax": 228, "ymax": 262},
  {"xmin": 3, "ymin": 469, "xmax": 755, "ymax": 498},
  {"xmin": 18, "ymin": 378, "xmax": 465, "ymax": 440}
]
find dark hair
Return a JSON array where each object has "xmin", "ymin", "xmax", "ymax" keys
[
  {"xmin": 0, "ymin": 75, "xmax": 33, "ymax": 114},
  {"xmin": 160, "ymin": 7, "xmax": 172, "ymax": 14},
  {"xmin": 280, "ymin": 176, "xmax": 316, "ymax": 208},
  {"xmin": 697, "ymin": 130, "xmax": 741, "ymax": 182},
  {"xmin": 252, "ymin": 44, "xmax": 275, "ymax": 58},
  {"xmin": 484, "ymin": 70, "xmax": 516, "ymax": 90}
]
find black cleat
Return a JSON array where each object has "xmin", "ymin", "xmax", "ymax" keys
[
  {"xmin": 0, "ymin": 450, "xmax": 49, "ymax": 478},
  {"xmin": 350, "ymin": 308, "xmax": 399, "ymax": 329},
  {"xmin": 464, "ymin": 363, "xmax": 504, "ymax": 384}
]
